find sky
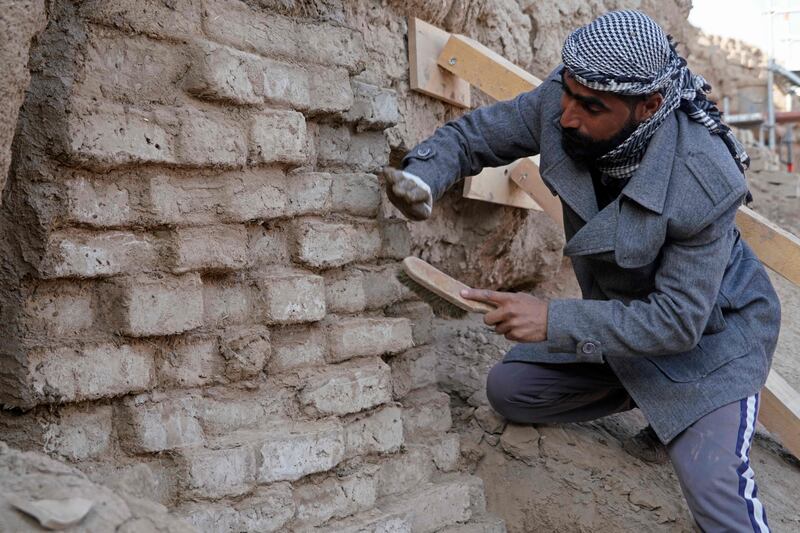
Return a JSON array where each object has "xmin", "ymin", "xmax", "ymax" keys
[{"xmin": 688, "ymin": 0, "xmax": 800, "ymax": 70}]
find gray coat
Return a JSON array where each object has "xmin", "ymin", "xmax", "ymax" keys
[{"xmin": 402, "ymin": 68, "xmax": 781, "ymax": 443}]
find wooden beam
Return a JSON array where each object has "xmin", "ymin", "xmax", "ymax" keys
[
  {"xmin": 408, "ymin": 18, "xmax": 470, "ymax": 109},
  {"xmin": 760, "ymin": 371, "xmax": 800, "ymax": 460},
  {"xmin": 735, "ymin": 206, "xmax": 800, "ymax": 286},
  {"xmin": 508, "ymin": 157, "xmax": 563, "ymax": 227},
  {"xmin": 463, "ymin": 160, "xmax": 542, "ymax": 210},
  {"xmin": 437, "ymin": 34, "xmax": 542, "ymax": 101}
]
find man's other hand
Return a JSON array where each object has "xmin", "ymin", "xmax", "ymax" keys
[
  {"xmin": 461, "ymin": 288, "xmax": 548, "ymax": 343},
  {"xmin": 381, "ymin": 167, "xmax": 433, "ymax": 221}
]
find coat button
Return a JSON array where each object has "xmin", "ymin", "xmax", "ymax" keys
[
  {"xmin": 581, "ymin": 342, "xmax": 596, "ymax": 354},
  {"xmin": 417, "ymin": 147, "xmax": 431, "ymax": 157}
]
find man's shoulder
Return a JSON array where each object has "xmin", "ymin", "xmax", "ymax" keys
[{"xmin": 665, "ymin": 114, "xmax": 748, "ymax": 235}]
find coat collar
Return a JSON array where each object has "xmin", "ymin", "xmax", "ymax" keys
[{"xmin": 541, "ymin": 111, "xmax": 677, "ymax": 222}]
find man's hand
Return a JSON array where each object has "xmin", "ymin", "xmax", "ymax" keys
[
  {"xmin": 380, "ymin": 166, "xmax": 433, "ymax": 221},
  {"xmin": 461, "ymin": 288, "xmax": 549, "ymax": 343}
]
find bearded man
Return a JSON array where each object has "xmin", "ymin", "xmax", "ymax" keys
[{"xmin": 382, "ymin": 10, "xmax": 780, "ymax": 532}]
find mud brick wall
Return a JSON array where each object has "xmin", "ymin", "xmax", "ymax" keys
[{"xmin": 0, "ymin": 1, "xmax": 497, "ymax": 530}]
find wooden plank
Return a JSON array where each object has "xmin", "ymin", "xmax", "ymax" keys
[
  {"xmin": 736, "ymin": 206, "xmax": 800, "ymax": 286},
  {"xmin": 462, "ymin": 160, "xmax": 542, "ymax": 210},
  {"xmin": 408, "ymin": 18, "xmax": 470, "ymax": 109},
  {"xmin": 760, "ymin": 371, "xmax": 800, "ymax": 460},
  {"xmin": 508, "ymin": 157, "xmax": 564, "ymax": 228},
  {"xmin": 437, "ymin": 34, "xmax": 541, "ymax": 101}
]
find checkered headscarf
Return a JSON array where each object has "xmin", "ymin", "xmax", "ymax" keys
[{"xmin": 561, "ymin": 10, "xmax": 750, "ymax": 182}]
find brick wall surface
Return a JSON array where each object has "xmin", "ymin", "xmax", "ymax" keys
[{"xmin": 0, "ymin": 0, "xmax": 497, "ymax": 530}]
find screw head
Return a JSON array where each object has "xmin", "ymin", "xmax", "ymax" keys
[{"xmin": 449, "ymin": 57, "xmax": 457, "ymax": 65}]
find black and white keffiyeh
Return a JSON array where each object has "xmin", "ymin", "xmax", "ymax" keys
[{"xmin": 561, "ymin": 10, "xmax": 750, "ymax": 182}]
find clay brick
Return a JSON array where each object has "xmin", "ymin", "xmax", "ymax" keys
[
  {"xmin": 37, "ymin": 230, "xmax": 157, "ymax": 279},
  {"xmin": 323, "ymin": 269, "xmax": 367, "ymax": 314},
  {"xmin": 298, "ymin": 357, "xmax": 392, "ymax": 416},
  {"xmin": 180, "ymin": 483, "xmax": 294, "ymax": 532},
  {"xmin": 389, "ymin": 347, "xmax": 438, "ymax": 399},
  {"xmin": 330, "ymin": 173, "xmax": 381, "ymax": 217},
  {"xmin": 184, "ymin": 41, "xmax": 261, "ymax": 105},
  {"xmin": 194, "ymin": 383, "xmax": 292, "ymax": 435},
  {"xmin": 249, "ymin": 111, "xmax": 307, "ymax": 165},
  {"xmin": 175, "ymin": 109, "xmax": 248, "ymax": 167},
  {"xmin": 24, "ymin": 342, "xmax": 155, "ymax": 404},
  {"xmin": 285, "ymin": 172, "xmax": 333, "ymax": 216},
  {"xmin": 293, "ymin": 219, "xmax": 382, "ymax": 269},
  {"xmin": 17, "ymin": 281, "xmax": 94, "ymax": 337},
  {"xmin": 375, "ymin": 448, "xmax": 434, "ymax": 498},
  {"xmin": 268, "ymin": 325, "xmax": 327, "ymax": 373},
  {"xmin": 45, "ymin": 405, "xmax": 114, "ymax": 461},
  {"xmin": 381, "ymin": 477, "xmax": 477, "ymax": 532},
  {"xmin": 385, "ymin": 301, "xmax": 435, "ymax": 345},
  {"xmin": 247, "ymin": 224, "xmax": 291, "ymax": 266},
  {"xmin": 323, "ymin": 509, "xmax": 411, "ymax": 533},
  {"xmin": 102, "ymin": 274, "xmax": 204, "ymax": 337},
  {"xmin": 326, "ymin": 317, "xmax": 413, "ymax": 362},
  {"xmin": 63, "ymin": 101, "xmax": 175, "ymax": 168},
  {"xmin": 317, "ymin": 125, "xmax": 390, "ymax": 171},
  {"xmin": 307, "ymin": 66, "xmax": 355, "ymax": 114},
  {"xmin": 148, "ymin": 170, "xmax": 287, "ymax": 226},
  {"xmin": 380, "ymin": 218, "xmax": 413, "ymax": 259},
  {"xmin": 235, "ymin": 484, "xmax": 296, "ymax": 532},
  {"xmin": 202, "ymin": 277, "xmax": 253, "ymax": 327},
  {"xmin": 344, "ymin": 405, "xmax": 404, "ymax": 459},
  {"xmin": 261, "ymin": 59, "xmax": 311, "ymax": 108},
  {"xmin": 218, "ymin": 325, "xmax": 271, "ymax": 380},
  {"xmin": 64, "ymin": 177, "xmax": 137, "ymax": 228},
  {"xmin": 293, "ymin": 468, "xmax": 377, "ymax": 527},
  {"xmin": 79, "ymin": 0, "xmax": 203, "ymax": 41},
  {"xmin": 118, "ymin": 394, "xmax": 205, "ymax": 453},
  {"xmin": 157, "ymin": 336, "xmax": 223, "ymax": 388},
  {"xmin": 414, "ymin": 433, "xmax": 461, "ymax": 472},
  {"xmin": 167, "ymin": 224, "xmax": 248, "ymax": 273},
  {"xmin": 401, "ymin": 387, "xmax": 453, "ymax": 438},
  {"xmin": 362, "ymin": 264, "xmax": 412, "ymax": 309},
  {"xmin": 215, "ymin": 420, "xmax": 344, "ymax": 483},
  {"xmin": 78, "ymin": 28, "xmax": 188, "ymax": 106},
  {"xmin": 345, "ymin": 81, "xmax": 400, "ymax": 131},
  {"xmin": 202, "ymin": 1, "xmax": 365, "ymax": 72},
  {"xmin": 252, "ymin": 269, "xmax": 326, "ymax": 324},
  {"xmin": 178, "ymin": 444, "xmax": 256, "ymax": 499}
]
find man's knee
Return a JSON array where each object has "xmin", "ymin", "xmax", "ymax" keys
[{"xmin": 486, "ymin": 362, "xmax": 561, "ymax": 421}]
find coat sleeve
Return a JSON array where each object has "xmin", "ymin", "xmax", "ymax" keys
[
  {"xmin": 546, "ymin": 196, "xmax": 744, "ymax": 361},
  {"xmin": 401, "ymin": 77, "xmax": 551, "ymax": 201}
]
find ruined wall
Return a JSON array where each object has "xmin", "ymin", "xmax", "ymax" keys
[{"xmin": 0, "ymin": 1, "xmax": 503, "ymax": 530}]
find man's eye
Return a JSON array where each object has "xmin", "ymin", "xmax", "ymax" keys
[{"xmin": 582, "ymin": 103, "xmax": 601, "ymax": 114}]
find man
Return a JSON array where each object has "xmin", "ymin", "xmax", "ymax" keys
[{"xmin": 382, "ymin": 10, "xmax": 780, "ymax": 532}]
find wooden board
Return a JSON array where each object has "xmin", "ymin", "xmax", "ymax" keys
[
  {"xmin": 437, "ymin": 34, "xmax": 542, "ymax": 101},
  {"xmin": 760, "ymin": 371, "xmax": 800, "ymax": 460},
  {"xmin": 462, "ymin": 160, "xmax": 542, "ymax": 210},
  {"xmin": 736, "ymin": 206, "xmax": 800, "ymax": 286},
  {"xmin": 508, "ymin": 157, "xmax": 564, "ymax": 228},
  {"xmin": 408, "ymin": 18, "xmax": 471, "ymax": 108}
]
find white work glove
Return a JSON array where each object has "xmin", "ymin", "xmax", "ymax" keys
[{"xmin": 381, "ymin": 166, "xmax": 433, "ymax": 221}]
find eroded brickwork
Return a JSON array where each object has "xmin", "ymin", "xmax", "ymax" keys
[{"xmin": 0, "ymin": 1, "xmax": 494, "ymax": 530}]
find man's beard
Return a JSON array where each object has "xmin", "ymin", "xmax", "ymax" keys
[{"xmin": 561, "ymin": 117, "xmax": 640, "ymax": 165}]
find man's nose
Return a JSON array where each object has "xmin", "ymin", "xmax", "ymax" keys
[{"xmin": 560, "ymin": 102, "xmax": 580, "ymax": 130}]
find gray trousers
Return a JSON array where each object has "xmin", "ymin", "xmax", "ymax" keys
[{"xmin": 487, "ymin": 361, "xmax": 770, "ymax": 533}]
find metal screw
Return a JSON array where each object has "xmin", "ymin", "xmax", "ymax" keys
[{"xmin": 449, "ymin": 57, "xmax": 457, "ymax": 65}]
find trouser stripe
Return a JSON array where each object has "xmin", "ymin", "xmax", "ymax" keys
[{"xmin": 736, "ymin": 394, "xmax": 769, "ymax": 533}]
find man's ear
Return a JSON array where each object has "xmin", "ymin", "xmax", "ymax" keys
[{"xmin": 637, "ymin": 92, "xmax": 664, "ymax": 121}]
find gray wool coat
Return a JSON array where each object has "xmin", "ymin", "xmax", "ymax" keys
[{"xmin": 401, "ymin": 68, "xmax": 781, "ymax": 443}]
